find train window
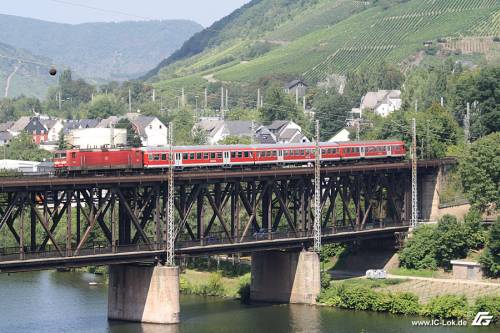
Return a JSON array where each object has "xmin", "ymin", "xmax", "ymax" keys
[
  {"xmin": 272, "ymin": 151, "xmax": 277, "ymax": 157},
  {"xmin": 196, "ymin": 153, "xmax": 202, "ymax": 160},
  {"xmin": 217, "ymin": 152, "xmax": 223, "ymax": 159},
  {"xmin": 183, "ymin": 153, "xmax": 188, "ymax": 160},
  {"xmin": 154, "ymin": 154, "xmax": 160, "ymax": 161},
  {"xmin": 237, "ymin": 152, "xmax": 242, "ymax": 158},
  {"xmin": 71, "ymin": 152, "xmax": 76, "ymax": 159},
  {"xmin": 210, "ymin": 152, "xmax": 216, "ymax": 159},
  {"xmin": 190, "ymin": 153, "xmax": 195, "ymax": 160},
  {"xmin": 161, "ymin": 154, "xmax": 167, "ymax": 160},
  {"xmin": 244, "ymin": 151, "xmax": 249, "ymax": 158},
  {"xmin": 203, "ymin": 153, "xmax": 209, "ymax": 159},
  {"xmin": 231, "ymin": 152, "xmax": 236, "ymax": 158},
  {"xmin": 354, "ymin": 147, "xmax": 359, "ymax": 153}
]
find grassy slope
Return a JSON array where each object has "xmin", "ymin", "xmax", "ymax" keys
[
  {"xmin": 152, "ymin": 0, "xmax": 500, "ymax": 92},
  {"xmin": 0, "ymin": 42, "xmax": 57, "ymax": 98}
]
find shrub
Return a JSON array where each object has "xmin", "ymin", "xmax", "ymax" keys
[
  {"xmin": 389, "ymin": 292, "xmax": 420, "ymax": 315},
  {"xmin": 480, "ymin": 217, "xmax": 500, "ymax": 277},
  {"xmin": 318, "ymin": 283, "xmax": 421, "ymax": 315},
  {"xmin": 237, "ymin": 273, "xmax": 251, "ymax": 304},
  {"xmin": 421, "ymin": 295, "xmax": 469, "ymax": 319},
  {"xmin": 434, "ymin": 215, "xmax": 469, "ymax": 269},
  {"xmin": 321, "ymin": 271, "xmax": 331, "ymax": 289},
  {"xmin": 320, "ymin": 243, "xmax": 346, "ymax": 262},
  {"xmin": 399, "ymin": 224, "xmax": 438, "ymax": 269},
  {"xmin": 474, "ymin": 296, "xmax": 499, "ymax": 323},
  {"xmin": 463, "ymin": 210, "xmax": 487, "ymax": 250},
  {"xmin": 195, "ymin": 272, "xmax": 226, "ymax": 296}
]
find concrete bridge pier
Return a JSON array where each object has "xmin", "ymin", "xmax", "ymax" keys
[
  {"xmin": 250, "ymin": 250, "xmax": 320, "ymax": 304},
  {"xmin": 108, "ymin": 264, "xmax": 180, "ymax": 324}
]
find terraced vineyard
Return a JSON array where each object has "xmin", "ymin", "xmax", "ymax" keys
[{"xmin": 152, "ymin": 0, "xmax": 500, "ymax": 91}]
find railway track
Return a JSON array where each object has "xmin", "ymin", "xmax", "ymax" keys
[{"xmin": 0, "ymin": 158, "xmax": 456, "ymax": 190}]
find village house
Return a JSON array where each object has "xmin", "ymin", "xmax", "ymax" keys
[
  {"xmin": 8, "ymin": 116, "xmax": 48, "ymax": 144},
  {"xmin": 267, "ymin": 120, "xmax": 310, "ymax": 144},
  {"xmin": 328, "ymin": 128, "xmax": 351, "ymax": 142},
  {"xmin": 40, "ymin": 118, "xmax": 64, "ymax": 142},
  {"xmin": 126, "ymin": 113, "xmax": 168, "ymax": 147},
  {"xmin": 351, "ymin": 90, "xmax": 401, "ymax": 119},
  {"xmin": 98, "ymin": 113, "xmax": 168, "ymax": 147},
  {"xmin": 284, "ymin": 79, "xmax": 308, "ymax": 98},
  {"xmin": 66, "ymin": 127, "xmax": 127, "ymax": 149}
]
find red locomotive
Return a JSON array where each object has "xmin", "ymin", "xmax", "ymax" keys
[{"xmin": 53, "ymin": 140, "xmax": 406, "ymax": 172}]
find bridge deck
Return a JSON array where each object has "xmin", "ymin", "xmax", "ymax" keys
[
  {"xmin": 0, "ymin": 158, "xmax": 455, "ymax": 190},
  {"xmin": 0, "ymin": 225, "xmax": 408, "ymax": 273}
]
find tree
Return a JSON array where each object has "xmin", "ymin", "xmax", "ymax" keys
[
  {"xmin": 5, "ymin": 133, "xmax": 52, "ymax": 162},
  {"xmin": 415, "ymin": 103, "xmax": 459, "ymax": 159},
  {"xmin": 172, "ymin": 107, "xmax": 195, "ymax": 145},
  {"xmin": 58, "ymin": 131, "xmax": 69, "ymax": 150},
  {"xmin": 480, "ymin": 217, "xmax": 500, "ymax": 277},
  {"xmin": 84, "ymin": 94, "xmax": 126, "ymax": 119},
  {"xmin": 220, "ymin": 135, "xmax": 251, "ymax": 145},
  {"xmin": 115, "ymin": 118, "xmax": 142, "ymax": 147},
  {"xmin": 399, "ymin": 224, "xmax": 438, "ymax": 269},
  {"xmin": 448, "ymin": 66, "xmax": 499, "ymax": 138},
  {"xmin": 459, "ymin": 132, "xmax": 500, "ymax": 212},
  {"xmin": 312, "ymin": 91, "xmax": 352, "ymax": 140},
  {"xmin": 434, "ymin": 215, "xmax": 469, "ymax": 269},
  {"xmin": 260, "ymin": 85, "xmax": 303, "ymax": 125}
]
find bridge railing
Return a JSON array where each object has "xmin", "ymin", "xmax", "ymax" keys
[{"xmin": 0, "ymin": 221, "xmax": 408, "ymax": 263}]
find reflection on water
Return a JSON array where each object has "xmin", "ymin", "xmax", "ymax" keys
[{"xmin": 0, "ymin": 271, "xmax": 497, "ymax": 333}]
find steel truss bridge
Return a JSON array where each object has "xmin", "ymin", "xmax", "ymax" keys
[{"xmin": 0, "ymin": 159, "xmax": 454, "ymax": 272}]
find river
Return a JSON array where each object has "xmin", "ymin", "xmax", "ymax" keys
[{"xmin": 0, "ymin": 271, "xmax": 495, "ymax": 333}]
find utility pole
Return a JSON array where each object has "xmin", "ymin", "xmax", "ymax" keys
[
  {"xmin": 303, "ymin": 96, "xmax": 306, "ymax": 112},
  {"xmin": 220, "ymin": 86, "xmax": 224, "ymax": 111},
  {"xmin": 58, "ymin": 90, "xmax": 62, "ymax": 110},
  {"xmin": 181, "ymin": 88, "xmax": 185, "ymax": 107},
  {"xmin": 415, "ymin": 99, "xmax": 418, "ymax": 113},
  {"xmin": 313, "ymin": 119, "xmax": 321, "ymax": 253},
  {"xmin": 411, "ymin": 117, "xmax": 418, "ymax": 228},
  {"xmin": 425, "ymin": 120, "xmax": 430, "ymax": 159},
  {"xmin": 295, "ymin": 87, "xmax": 299, "ymax": 105},
  {"xmin": 166, "ymin": 122, "xmax": 175, "ymax": 266},
  {"xmin": 152, "ymin": 88, "xmax": 156, "ymax": 102},
  {"xmin": 464, "ymin": 102, "xmax": 470, "ymax": 144},
  {"xmin": 251, "ymin": 120, "xmax": 255, "ymax": 144},
  {"xmin": 257, "ymin": 88, "xmax": 261, "ymax": 109},
  {"xmin": 128, "ymin": 88, "xmax": 132, "ymax": 113},
  {"xmin": 225, "ymin": 88, "xmax": 229, "ymax": 110},
  {"xmin": 440, "ymin": 96, "xmax": 444, "ymax": 107},
  {"xmin": 204, "ymin": 88, "xmax": 208, "ymax": 109},
  {"xmin": 195, "ymin": 96, "xmax": 199, "ymax": 122}
]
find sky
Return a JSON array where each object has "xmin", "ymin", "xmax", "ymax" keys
[{"xmin": 0, "ymin": 0, "xmax": 251, "ymax": 27}]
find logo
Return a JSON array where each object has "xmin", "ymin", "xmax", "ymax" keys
[{"xmin": 472, "ymin": 312, "xmax": 493, "ymax": 326}]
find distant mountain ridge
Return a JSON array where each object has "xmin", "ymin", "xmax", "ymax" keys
[{"xmin": 0, "ymin": 14, "xmax": 203, "ymax": 82}]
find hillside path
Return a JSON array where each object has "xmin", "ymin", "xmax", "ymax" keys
[{"xmin": 4, "ymin": 62, "xmax": 20, "ymax": 97}]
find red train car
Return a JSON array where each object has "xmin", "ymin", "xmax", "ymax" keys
[
  {"xmin": 53, "ymin": 148, "xmax": 143, "ymax": 171},
  {"xmin": 54, "ymin": 140, "xmax": 406, "ymax": 172}
]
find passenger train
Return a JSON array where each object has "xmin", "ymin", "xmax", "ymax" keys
[{"xmin": 53, "ymin": 140, "xmax": 406, "ymax": 172}]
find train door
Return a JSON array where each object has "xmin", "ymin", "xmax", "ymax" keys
[
  {"xmin": 360, "ymin": 146, "xmax": 365, "ymax": 158},
  {"xmin": 175, "ymin": 152, "xmax": 182, "ymax": 167},
  {"xmin": 387, "ymin": 146, "xmax": 392, "ymax": 157},
  {"xmin": 277, "ymin": 150, "xmax": 284, "ymax": 163},
  {"xmin": 223, "ymin": 151, "xmax": 230, "ymax": 165}
]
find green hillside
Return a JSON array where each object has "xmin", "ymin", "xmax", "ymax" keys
[
  {"xmin": 0, "ymin": 42, "xmax": 57, "ymax": 99},
  {"xmin": 149, "ymin": 0, "xmax": 500, "ymax": 92},
  {"xmin": 0, "ymin": 14, "xmax": 202, "ymax": 82}
]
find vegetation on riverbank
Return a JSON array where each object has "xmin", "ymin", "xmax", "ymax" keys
[
  {"xmin": 179, "ymin": 256, "xmax": 251, "ymax": 298},
  {"xmin": 399, "ymin": 212, "xmax": 487, "ymax": 270},
  {"xmin": 318, "ymin": 281, "xmax": 499, "ymax": 321}
]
